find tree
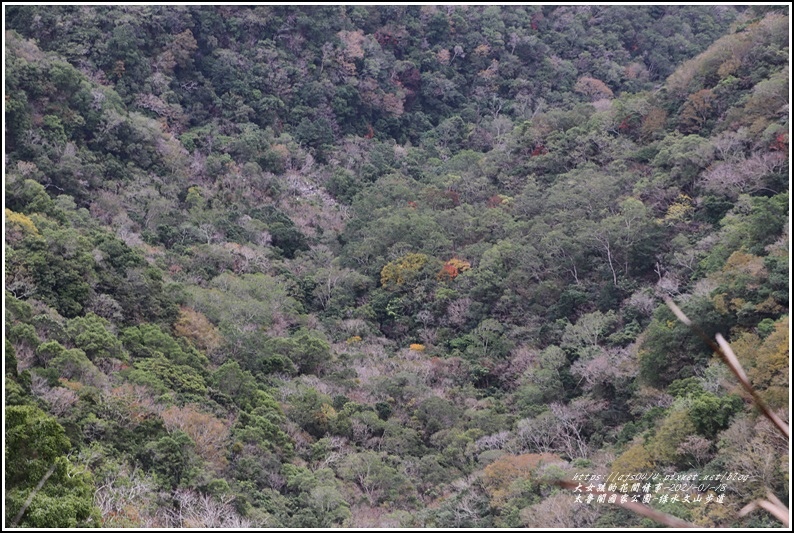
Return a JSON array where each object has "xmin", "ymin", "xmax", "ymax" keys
[
  {"xmin": 124, "ymin": 355, "xmax": 207, "ymax": 396},
  {"xmin": 311, "ymin": 263, "xmax": 363, "ymax": 312},
  {"xmin": 561, "ymin": 310, "xmax": 617, "ymax": 357},
  {"xmin": 380, "ymin": 253, "xmax": 431, "ymax": 287},
  {"xmin": 286, "ymin": 387, "xmax": 336, "ymax": 439},
  {"xmin": 5, "ymin": 405, "xmax": 100, "ymax": 527},
  {"xmin": 186, "ymin": 272, "xmax": 301, "ymax": 335},
  {"xmin": 337, "ymin": 451, "xmax": 414, "ymax": 507},
  {"xmin": 92, "ymin": 459, "xmax": 158, "ymax": 527},
  {"xmin": 467, "ymin": 318, "xmax": 512, "ymax": 360},
  {"xmin": 645, "ymin": 409, "xmax": 696, "ymax": 467},
  {"xmin": 212, "ymin": 360, "xmax": 259, "ymax": 410},
  {"xmin": 520, "ymin": 492, "xmax": 599, "ymax": 528},
  {"xmin": 275, "ymin": 464, "xmax": 351, "ymax": 527},
  {"xmin": 732, "ymin": 317, "xmax": 789, "ymax": 408},
  {"xmin": 699, "ymin": 152, "xmax": 786, "ymax": 200},
  {"xmin": 517, "ymin": 345, "xmax": 567, "ymax": 409},
  {"xmin": 611, "ymin": 439, "xmax": 655, "ymax": 474},
  {"xmin": 638, "ymin": 297, "xmax": 728, "ymax": 388},
  {"xmin": 547, "ymin": 398, "xmax": 606, "ymax": 459},
  {"xmin": 121, "ymin": 323, "xmax": 208, "ymax": 370},
  {"xmin": 481, "ymin": 453, "xmax": 562, "ymax": 509},
  {"xmin": 265, "ymin": 330, "xmax": 332, "ymax": 376},
  {"xmin": 14, "ymin": 223, "xmax": 95, "ymax": 318},
  {"xmin": 414, "ymin": 396, "xmax": 462, "ymax": 437},
  {"xmin": 161, "ymin": 405, "xmax": 231, "ymax": 472},
  {"xmin": 161, "ymin": 488, "xmax": 250, "ymax": 528},
  {"xmin": 679, "ymin": 89, "xmax": 714, "ymax": 133},
  {"xmin": 574, "ymin": 76, "xmax": 614, "ymax": 101},
  {"xmin": 591, "ymin": 198, "xmax": 658, "ymax": 286},
  {"xmin": 139, "ymin": 430, "xmax": 200, "ymax": 490},
  {"xmin": 651, "ymin": 133, "xmax": 713, "ymax": 191},
  {"xmin": 49, "ymin": 346, "xmax": 106, "ymax": 387},
  {"xmin": 173, "ymin": 306, "xmax": 222, "ymax": 355},
  {"xmin": 66, "ymin": 313, "xmax": 124, "ymax": 362},
  {"xmin": 570, "ymin": 346, "xmax": 636, "ymax": 392}
]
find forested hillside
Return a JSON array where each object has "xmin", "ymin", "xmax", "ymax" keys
[{"xmin": 4, "ymin": 5, "xmax": 789, "ymax": 528}]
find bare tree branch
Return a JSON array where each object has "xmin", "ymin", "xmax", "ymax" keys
[
  {"xmin": 555, "ymin": 479, "xmax": 698, "ymax": 528},
  {"xmin": 12, "ymin": 463, "xmax": 57, "ymax": 527},
  {"xmin": 664, "ymin": 298, "xmax": 789, "ymax": 439}
]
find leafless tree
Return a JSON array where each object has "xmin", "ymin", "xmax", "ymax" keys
[
  {"xmin": 521, "ymin": 492, "xmax": 600, "ymax": 527},
  {"xmin": 476, "ymin": 430, "xmax": 512, "ymax": 452},
  {"xmin": 516, "ymin": 413, "xmax": 558, "ymax": 454},
  {"xmin": 94, "ymin": 465, "xmax": 157, "ymax": 526},
  {"xmin": 548, "ymin": 399, "xmax": 607, "ymax": 459},
  {"xmin": 160, "ymin": 489, "xmax": 251, "ymax": 528},
  {"xmin": 676, "ymin": 434, "xmax": 714, "ymax": 468},
  {"xmin": 570, "ymin": 347, "xmax": 636, "ymax": 390},
  {"xmin": 700, "ymin": 152, "xmax": 785, "ymax": 199}
]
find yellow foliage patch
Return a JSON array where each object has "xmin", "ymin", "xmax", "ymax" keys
[
  {"xmin": 5, "ymin": 208, "xmax": 40, "ymax": 244},
  {"xmin": 662, "ymin": 194, "xmax": 694, "ymax": 225},
  {"xmin": 58, "ymin": 378, "xmax": 84, "ymax": 392},
  {"xmin": 482, "ymin": 453, "xmax": 563, "ymax": 508},
  {"xmin": 733, "ymin": 317, "xmax": 789, "ymax": 409},
  {"xmin": 646, "ymin": 410, "xmax": 696, "ymax": 465},
  {"xmin": 380, "ymin": 252, "xmax": 429, "ymax": 287},
  {"xmin": 611, "ymin": 440, "xmax": 655, "ymax": 474}
]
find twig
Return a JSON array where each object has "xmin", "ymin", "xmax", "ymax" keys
[
  {"xmin": 555, "ymin": 480, "xmax": 698, "ymax": 528},
  {"xmin": 664, "ymin": 297, "xmax": 790, "ymax": 527},
  {"xmin": 664, "ymin": 297, "xmax": 789, "ymax": 439},
  {"xmin": 715, "ymin": 333, "xmax": 789, "ymax": 439},
  {"xmin": 738, "ymin": 491, "xmax": 790, "ymax": 527},
  {"xmin": 11, "ymin": 462, "xmax": 57, "ymax": 527}
]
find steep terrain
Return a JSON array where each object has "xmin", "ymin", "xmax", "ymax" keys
[{"xmin": 4, "ymin": 5, "xmax": 789, "ymax": 527}]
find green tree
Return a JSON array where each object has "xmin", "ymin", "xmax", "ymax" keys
[
  {"xmin": 337, "ymin": 451, "xmax": 414, "ymax": 507},
  {"xmin": 212, "ymin": 360, "xmax": 259, "ymax": 410},
  {"xmin": 645, "ymin": 409, "xmax": 697, "ymax": 467},
  {"xmin": 121, "ymin": 323, "xmax": 208, "ymax": 370},
  {"xmin": 688, "ymin": 392, "xmax": 743, "ymax": 438},
  {"xmin": 639, "ymin": 298, "xmax": 729, "ymax": 388},
  {"xmin": 5, "ymin": 405, "xmax": 100, "ymax": 527},
  {"xmin": 139, "ymin": 430, "xmax": 200, "ymax": 489},
  {"xmin": 66, "ymin": 313, "xmax": 124, "ymax": 362},
  {"xmin": 265, "ymin": 330, "xmax": 332, "ymax": 376},
  {"xmin": 415, "ymin": 396, "xmax": 462, "ymax": 437}
]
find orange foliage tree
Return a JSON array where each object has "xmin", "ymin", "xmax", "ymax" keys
[
  {"xmin": 482, "ymin": 453, "xmax": 563, "ymax": 508},
  {"xmin": 437, "ymin": 258, "xmax": 471, "ymax": 281},
  {"xmin": 161, "ymin": 404, "xmax": 231, "ymax": 472},
  {"xmin": 173, "ymin": 306, "xmax": 222, "ymax": 354},
  {"xmin": 574, "ymin": 76, "xmax": 614, "ymax": 101},
  {"xmin": 679, "ymin": 89, "xmax": 714, "ymax": 133}
]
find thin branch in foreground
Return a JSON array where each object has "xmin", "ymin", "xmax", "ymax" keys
[
  {"xmin": 663, "ymin": 297, "xmax": 789, "ymax": 439},
  {"xmin": 664, "ymin": 297, "xmax": 790, "ymax": 527},
  {"xmin": 715, "ymin": 333, "xmax": 789, "ymax": 439},
  {"xmin": 738, "ymin": 491, "xmax": 790, "ymax": 527},
  {"xmin": 555, "ymin": 480, "xmax": 698, "ymax": 528},
  {"xmin": 11, "ymin": 463, "xmax": 57, "ymax": 527}
]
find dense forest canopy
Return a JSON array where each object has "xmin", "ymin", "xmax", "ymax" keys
[{"xmin": 4, "ymin": 5, "xmax": 790, "ymax": 528}]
